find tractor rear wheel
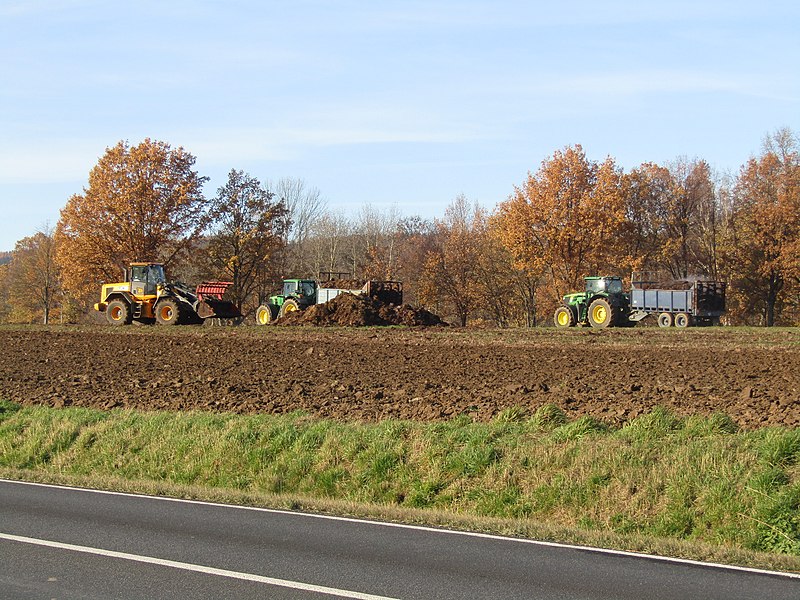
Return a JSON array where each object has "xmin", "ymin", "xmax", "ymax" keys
[
  {"xmin": 588, "ymin": 298, "xmax": 613, "ymax": 329},
  {"xmin": 674, "ymin": 313, "xmax": 691, "ymax": 328},
  {"xmin": 278, "ymin": 298, "xmax": 301, "ymax": 318},
  {"xmin": 255, "ymin": 304, "xmax": 278, "ymax": 325},
  {"xmin": 106, "ymin": 299, "xmax": 132, "ymax": 326},
  {"xmin": 657, "ymin": 312, "xmax": 673, "ymax": 328},
  {"xmin": 155, "ymin": 298, "xmax": 182, "ymax": 326},
  {"xmin": 553, "ymin": 306, "xmax": 575, "ymax": 328}
]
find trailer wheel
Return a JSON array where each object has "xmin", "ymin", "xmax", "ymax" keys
[
  {"xmin": 155, "ymin": 298, "xmax": 182, "ymax": 326},
  {"xmin": 674, "ymin": 313, "xmax": 691, "ymax": 328},
  {"xmin": 278, "ymin": 298, "xmax": 301, "ymax": 318},
  {"xmin": 106, "ymin": 299, "xmax": 132, "ymax": 326},
  {"xmin": 255, "ymin": 304, "xmax": 278, "ymax": 325},
  {"xmin": 657, "ymin": 312, "xmax": 673, "ymax": 328},
  {"xmin": 553, "ymin": 306, "xmax": 575, "ymax": 328},
  {"xmin": 588, "ymin": 298, "xmax": 613, "ymax": 329}
]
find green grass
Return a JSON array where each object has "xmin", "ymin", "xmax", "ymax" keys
[{"xmin": 1, "ymin": 399, "xmax": 799, "ymax": 572}]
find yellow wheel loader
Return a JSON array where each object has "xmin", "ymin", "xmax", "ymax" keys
[{"xmin": 94, "ymin": 263, "xmax": 241, "ymax": 326}]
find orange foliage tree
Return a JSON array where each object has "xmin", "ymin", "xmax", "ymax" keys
[
  {"xmin": 494, "ymin": 145, "xmax": 628, "ymax": 318},
  {"xmin": 419, "ymin": 195, "xmax": 484, "ymax": 326},
  {"xmin": 56, "ymin": 139, "xmax": 209, "ymax": 306},
  {"xmin": 726, "ymin": 128, "xmax": 800, "ymax": 325}
]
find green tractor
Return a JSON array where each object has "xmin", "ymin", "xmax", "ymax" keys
[
  {"xmin": 255, "ymin": 278, "xmax": 317, "ymax": 325},
  {"xmin": 554, "ymin": 276, "xmax": 630, "ymax": 329}
]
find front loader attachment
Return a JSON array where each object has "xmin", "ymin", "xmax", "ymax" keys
[{"xmin": 194, "ymin": 281, "xmax": 241, "ymax": 320}]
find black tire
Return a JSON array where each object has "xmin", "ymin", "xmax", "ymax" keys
[
  {"xmin": 155, "ymin": 298, "xmax": 182, "ymax": 326},
  {"xmin": 553, "ymin": 306, "xmax": 575, "ymax": 328},
  {"xmin": 657, "ymin": 312, "xmax": 673, "ymax": 328},
  {"xmin": 588, "ymin": 298, "xmax": 613, "ymax": 329},
  {"xmin": 674, "ymin": 313, "xmax": 691, "ymax": 328},
  {"xmin": 106, "ymin": 299, "xmax": 132, "ymax": 326},
  {"xmin": 278, "ymin": 298, "xmax": 302, "ymax": 318},
  {"xmin": 255, "ymin": 304, "xmax": 278, "ymax": 325}
]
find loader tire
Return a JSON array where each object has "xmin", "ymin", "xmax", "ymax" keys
[
  {"xmin": 588, "ymin": 298, "xmax": 613, "ymax": 329},
  {"xmin": 278, "ymin": 298, "xmax": 301, "ymax": 318},
  {"xmin": 553, "ymin": 306, "xmax": 575, "ymax": 328},
  {"xmin": 106, "ymin": 299, "xmax": 132, "ymax": 326},
  {"xmin": 255, "ymin": 304, "xmax": 278, "ymax": 325},
  {"xmin": 155, "ymin": 298, "xmax": 182, "ymax": 326},
  {"xmin": 657, "ymin": 312, "xmax": 673, "ymax": 328}
]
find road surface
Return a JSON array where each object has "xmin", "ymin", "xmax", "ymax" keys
[{"xmin": 1, "ymin": 480, "xmax": 797, "ymax": 599}]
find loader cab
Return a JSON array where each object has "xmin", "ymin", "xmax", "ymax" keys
[{"xmin": 130, "ymin": 263, "xmax": 165, "ymax": 298}]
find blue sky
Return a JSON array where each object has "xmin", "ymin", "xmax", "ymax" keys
[{"xmin": 1, "ymin": 1, "xmax": 798, "ymax": 250}]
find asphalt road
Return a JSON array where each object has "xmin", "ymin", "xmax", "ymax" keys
[{"xmin": 1, "ymin": 480, "xmax": 797, "ymax": 599}]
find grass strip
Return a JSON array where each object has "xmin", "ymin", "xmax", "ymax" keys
[{"xmin": 1, "ymin": 399, "xmax": 798, "ymax": 572}]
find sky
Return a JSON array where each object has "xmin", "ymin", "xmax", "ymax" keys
[{"xmin": 0, "ymin": 0, "xmax": 798, "ymax": 251}]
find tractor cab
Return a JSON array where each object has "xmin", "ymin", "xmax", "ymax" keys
[
  {"xmin": 585, "ymin": 276, "xmax": 623, "ymax": 296},
  {"xmin": 282, "ymin": 279, "xmax": 317, "ymax": 305},
  {"xmin": 130, "ymin": 263, "xmax": 166, "ymax": 297}
]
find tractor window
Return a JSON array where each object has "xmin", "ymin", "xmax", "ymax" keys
[
  {"xmin": 283, "ymin": 281, "xmax": 298, "ymax": 296},
  {"xmin": 586, "ymin": 279, "xmax": 605, "ymax": 295},
  {"xmin": 300, "ymin": 281, "xmax": 316, "ymax": 297},
  {"xmin": 607, "ymin": 279, "xmax": 623, "ymax": 294}
]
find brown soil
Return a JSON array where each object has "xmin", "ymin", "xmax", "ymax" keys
[{"xmin": 1, "ymin": 327, "xmax": 798, "ymax": 429}]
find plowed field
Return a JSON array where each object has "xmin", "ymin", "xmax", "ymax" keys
[{"xmin": 2, "ymin": 326, "xmax": 799, "ymax": 428}]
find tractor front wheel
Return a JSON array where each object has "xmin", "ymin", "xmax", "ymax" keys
[
  {"xmin": 106, "ymin": 299, "xmax": 132, "ymax": 326},
  {"xmin": 658, "ymin": 312, "xmax": 673, "ymax": 328},
  {"xmin": 278, "ymin": 298, "xmax": 302, "ymax": 318},
  {"xmin": 553, "ymin": 306, "xmax": 575, "ymax": 328},
  {"xmin": 255, "ymin": 304, "xmax": 278, "ymax": 325},
  {"xmin": 588, "ymin": 298, "xmax": 613, "ymax": 329},
  {"xmin": 155, "ymin": 298, "xmax": 182, "ymax": 326}
]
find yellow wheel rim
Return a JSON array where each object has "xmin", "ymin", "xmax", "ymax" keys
[
  {"xmin": 593, "ymin": 305, "xmax": 607, "ymax": 323},
  {"xmin": 110, "ymin": 306, "xmax": 122, "ymax": 320},
  {"xmin": 557, "ymin": 310, "xmax": 569, "ymax": 326},
  {"xmin": 258, "ymin": 309, "xmax": 270, "ymax": 325},
  {"xmin": 160, "ymin": 306, "xmax": 173, "ymax": 320},
  {"xmin": 283, "ymin": 303, "xmax": 298, "ymax": 313}
]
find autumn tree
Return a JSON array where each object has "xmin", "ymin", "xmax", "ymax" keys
[
  {"xmin": 56, "ymin": 139, "xmax": 209, "ymax": 306},
  {"xmin": 349, "ymin": 204, "xmax": 402, "ymax": 279},
  {"xmin": 391, "ymin": 216, "xmax": 437, "ymax": 306},
  {"xmin": 307, "ymin": 212, "xmax": 352, "ymax": 278},
  {"xmin": 203, "ymin": 170, "xmax": 288, "ymax": 314},
  {"xmin": 6, "ymin": 227, "xmax": 62, "ymax": 324},
  {"xmin": 662, "ymin": 158, "xmax": 719, "ymax": 278},
  {"xmin": 726, "ymin": 128, "xmax": 800, "ymax": 325},
  {"xmin": 419, "ymin": 195, "xmax": 484, "ymax": 326},
  {"xmin": 269, "ymin": 177, "xmax": 327, "ymax": 276},
  {"xmin": 494, "ymin": 146, "xmax": 628, "ymax": 317}
]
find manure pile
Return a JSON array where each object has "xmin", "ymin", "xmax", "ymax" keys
[{"xmin": 276, "ymin": 293, "xmax": 446, "ymax": 327}]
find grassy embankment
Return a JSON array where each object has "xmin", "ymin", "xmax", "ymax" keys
[{"xmin": 1, "ymin": 399, "xmax": 799, "ymax": 572}]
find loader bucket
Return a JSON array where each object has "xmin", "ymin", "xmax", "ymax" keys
[{"xmin": 195, "ymin": 281, "xmax": 241, "ymax": 320}]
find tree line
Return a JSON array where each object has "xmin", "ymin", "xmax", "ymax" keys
[{"xmin": 0, "ymin": 129, "xmax": 798, "ymax": 327}]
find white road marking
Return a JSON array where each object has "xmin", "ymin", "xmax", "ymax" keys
[
  {"xmin": 4, "ymin": 479, "xmax": 800, "ymax": 580},
  {"xmin": 0, "ymin": 532, "xmax": 398, "ymax": 600}
]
